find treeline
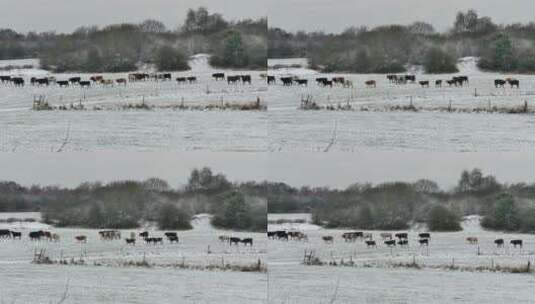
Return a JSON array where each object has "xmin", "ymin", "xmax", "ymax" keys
[
  {"xmin": 0, "ymin": 7, "xmax": 266, "ymax": 72},
  {"xmin": 267, "ymin": 168, "xmax": 535, "ymax": 233},
  {"xmin": 269, "ymin": 9, "xmax": 535, "ymax": 74},
  {"xmin": 0, "ymin": 168, "xmax": 266, "ymax": 232}
]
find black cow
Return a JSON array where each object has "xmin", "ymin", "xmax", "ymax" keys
[
  {"xmin": 280, "ymin": 77, "xmax": 293, "ymax": 86},
  {"xmin": 510, "ymin": 239, "xmax": 523, "ymax": 248},
  {"xmin": 507, "ymin": 79, "xmax": 520, "ymax": 88},
  {"xmin": 11, "ymin": 77, "xmax": 24, "ymax": 87},
  {"xmin": 267, "ymin": 231, "xmax": 276, "ymax": 239},
  {"xmin": 295, "ymin": 79, "xmax": 308, "ymax": 86},
  {"xmin": 11, "ymin": 231, "xmax": 22, "ymax": 239},
  {"xmin": 405, "ymin": 75, "xmax": 416, "ymax": 83},
  {"xmin": 187, "ymin": 76, "xmax": 197, "ymax": 83},
  {"xmin": 332, "ymin": 77, "xmax": 345, "ymax": 85},
  {"xmin": 0, "ymin": 75, "xmax": 12, "ymax": 83},
  {"xmin": 384, "ymin": 239, "xmax": 396, "ymax": 247},
  {"xmin": 397, "ymin": 239, "xmax": 409, "ymax": 246},
  {"xmin": 212, "ymin": 73, "xmax": 225, "ymax": 81},
  {"xmin": 455, "ymin": 76, "xmax": 469, "ymax": 86},
  {"xmin": 419, "ymin": 81, "xmax": 430, "ymax": 88},
  {"xmin": 419, "ymin": 239, "xmax": 429, "ymax": 246},
  {"xmin": 316, "ymin": 77, "xmax": 328, "ymax": 85},
  {"xmin": 494, "ymin": 238, "xmax": 504, "ymax": 248},
  {"xmin": 57, "ymin": 80, "xmax": 69, "ymax": 87},
  {"xmin": 163, "ymin": 73, "xmax": 172, "ymax": 81},
  {"xmin": 79, "ymin": 81, "xmax": 91, "ymax": 88},
  {"xmin": 37, "ymin": 78, "xmax": 49, "ymax": 86},
  {"xmin": 267, "ymin": 76, "xmax": 276, "ymax": 84},
  {"xmin": 241, "ymin": 75, "xmax": 252, "ymax": 84},
  {"xmin": 29, "ymin": 230, "xmax": 45, "ymax": 241},
  {"xmin": 145, "ymin": 237, "xmax": 163, "ymax": 245},
  {"xmin": 229, "ymin": 237, "xmax": 241, "ymax": 246},
  {"xmin": 176, "ymin": 77, "xmax": 187, "ymax": 84},
  {"xmin": 495, "ymin": 79, "xmax": 506, "ymax": 88},
  {"xmin": 275, "ymin": 231, "xmax": 288, "ymax": 240},
  {"xmin": 241, "ymin": 238, "xmax": 253, "ymax": 246},
  {"xmin": 0, "ymin": 229, "xmax": 11, "ymax": 239},
  {"xmin": 435, "ymin": 80, "xmax": 442, "ymax": 87},
  {"xmin": 165, "ymin": 232, "xmax": 177, "ymax": 238},
  {"xmin": 125, "ymin": 238, "xmax": 136, "ymax": 245},
  {"xmin": 168, "ymin": 235, "xmax": 179, "ymax": 243},
  {"xmin": 69, "ymin": 77, "xmax": 81, "ymax": 84},
  {"xmin": 317, "ymin": 78, "xmax": 333, "ymax": 87},
  {"xmin": 395, "ymin": 233, "xmax": 408, "ymax": 240},
  {"xmin": 139, "ymin": 231, "xmax": 149, "ymax": 238},
  {"xmin": 227, "ymin": 75, "xmax": 240, "ymax": 84},
  {"xmin": 365, "ymin": 240, "xmax": 377, "ymax": 248},
  {"xmin": 418, "ymin": 233, "xmax": 431, "ymax": 239}
]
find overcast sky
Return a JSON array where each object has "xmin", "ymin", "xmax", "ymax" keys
[
  {"xmin": 0, "ymin": 153, "xmax": 268, "ymax": 189},
  {"xmin": 0, "ymin": 0, "xmax": 267, "ymax": 33},
  {"xmin": 2, "ymin": 0, "xmax": 533, "ymax": 34},
  {"xmin": 268, "ymin": 0, "xmax": 535, "ymax": 33},
  {"xmin": 1, "ymin": 153, "xmax": 535, "ymax": 190}
]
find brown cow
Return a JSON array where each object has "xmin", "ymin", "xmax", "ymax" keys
[{"xmin": 365, "ymin": 80, "xmax": 377, "ymax": 88}]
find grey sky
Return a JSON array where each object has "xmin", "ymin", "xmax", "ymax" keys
[
  {"xmin": 2, "ymin": 1, "xmax": 532, "ymax": 34},
  {"xmin": 0, "ymin": 0, "xmax": 266, "ymax": 33},
  {"xmin": 266, "ymin": 153, "xmax": 535, "ymax": 190},
  {"xmin": 1, "ymin": 153, "xmax": 535, "ymax": 190},
  {"xmin": 268, "ymin": 0, "xmax": 535, "ymax": 33},
  {"xmin": 0, "ymin": 153, "xmax": 267, "ymax": 189}
]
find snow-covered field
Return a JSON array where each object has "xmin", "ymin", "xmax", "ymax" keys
[
  {"xmin": 267, "ymin": 213, "xmax": 535, "ymax": 304},
  {"xmin": 0, "ymin": 213, "xmax": 267, "ymax": 304},
  {"xmin": 268, "ymin": 57, "xmax": 535, "ymax": 152},
  {"xmin": 0, "ymin": 55, "xmax": 267, "ymax": 152}
]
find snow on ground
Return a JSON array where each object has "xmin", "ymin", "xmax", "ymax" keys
[
  {"xmin": 0, "ymin": 212, "xmax": 267, "ymax": 304},
  {"xmin": 268, "ymin": 57, "xmax": 535, "ymax": 152},
  {"xmin": 0, "ymin": 56, "xmax": 267, "ymax": 152},
  {"xmin": 268, "ymin": 213, "xmax": 535, "ymax": 304}
]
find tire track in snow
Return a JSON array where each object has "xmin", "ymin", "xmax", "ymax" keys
[{"xmin": 323, "ymin": 119, "xmax": 338, "ymax": 152}]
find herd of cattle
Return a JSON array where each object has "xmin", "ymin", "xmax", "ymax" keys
[
  {"xmin": 0, "ymin": 229, "xmax": 180, "ymax": 245},
  {"xmin": 267, "ymin": 74, "xmax": 523, "ymax": 90},
  {"xmin": 268, "ymin": 230, "xmax": 525, "ymax": 249},
  {"xmin": 0, "ymin": 72, "xmax": 256, "ymax": 88},
  {"xmin": 0, "ymin": 229, "xmax": 256, "ymax": 248},
  {"xmin": 218, "ymin": 235, "xmax": 254, "ymax": 246}
]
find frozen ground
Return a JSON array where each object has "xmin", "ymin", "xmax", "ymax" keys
[
  {"xmin": 0, "ymin": 213, "xmax": 267, "ymax": 304},
  {"xmin": 267, "ymin": 213, "xmax": 535, "ymax": 304},
  {"xmin": 268, "ymin": 57, "xmax": 535, "ymax": 152},
  {"xmin": 0, "ymin": 55, "xmax": 267, "ymax": 152}
]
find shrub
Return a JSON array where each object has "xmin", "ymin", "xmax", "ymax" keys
[
  {"xmin": 156, "ymin": 204, "xmax": 193, "ymax": 230},
  {"xmin": 427, "ymin": 205, "xmax": 462, "ymax": 231},
  {"xmin": 481, "ymin": 193, "xmax": 520, "ymax": 231},
  {"xmin": 424, "ymin": 47, "xmax": 459, "ymax": 74},
  {"xmin": 154, "ymin": 46, "xmax": 190, "ymax": 71}
]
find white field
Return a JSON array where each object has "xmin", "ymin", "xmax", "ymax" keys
[
  {"xmin": 267, "ymin": 213, "xmax": 535, "ymax": 304},
  {"xmin": 268, "ymin": 57, "xmax": 535, "ymax": 152},
  {"xmin": 0, "ymin": 55, "xmax": 267, "ymax": 152},
  {"xmin": 0, "ymin": 213, "xmax": 267, "ymax": 304}
]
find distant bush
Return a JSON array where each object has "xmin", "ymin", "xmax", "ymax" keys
[
  {"xmin": 481, "ymin": 193, "xmax": 521, "ymax": 231},
  {"xmin": 1, "ymin": 8, "xmax": 266, "ymax": 72},
  {"xmin": 270, "ymin": 10, "xmax": 535, "ymax": 74},
  {"xmin": 156, "ymin": 204, "xmax": 193, "ymax": 230},
  {"xmin": 154, "ymin": 46, "xmax": 190, "ymax": 71},
  {"xmin": 427, "ymin": 205, "xmax": 462, "ymax": 231},
  {"xmin": 209, "ymin": 30, "xmax": 267, "ymax": 70},
  {"xmin": 33, "ymin": 168, "xmax": 266, "ymax": 232},
  {"xmin": 211, "ymin": 190, "xmax": 266, "ymax": 232},
  {"xmin": 424, "ymin": 47, "xmax": 459, "ymax": 74}
]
